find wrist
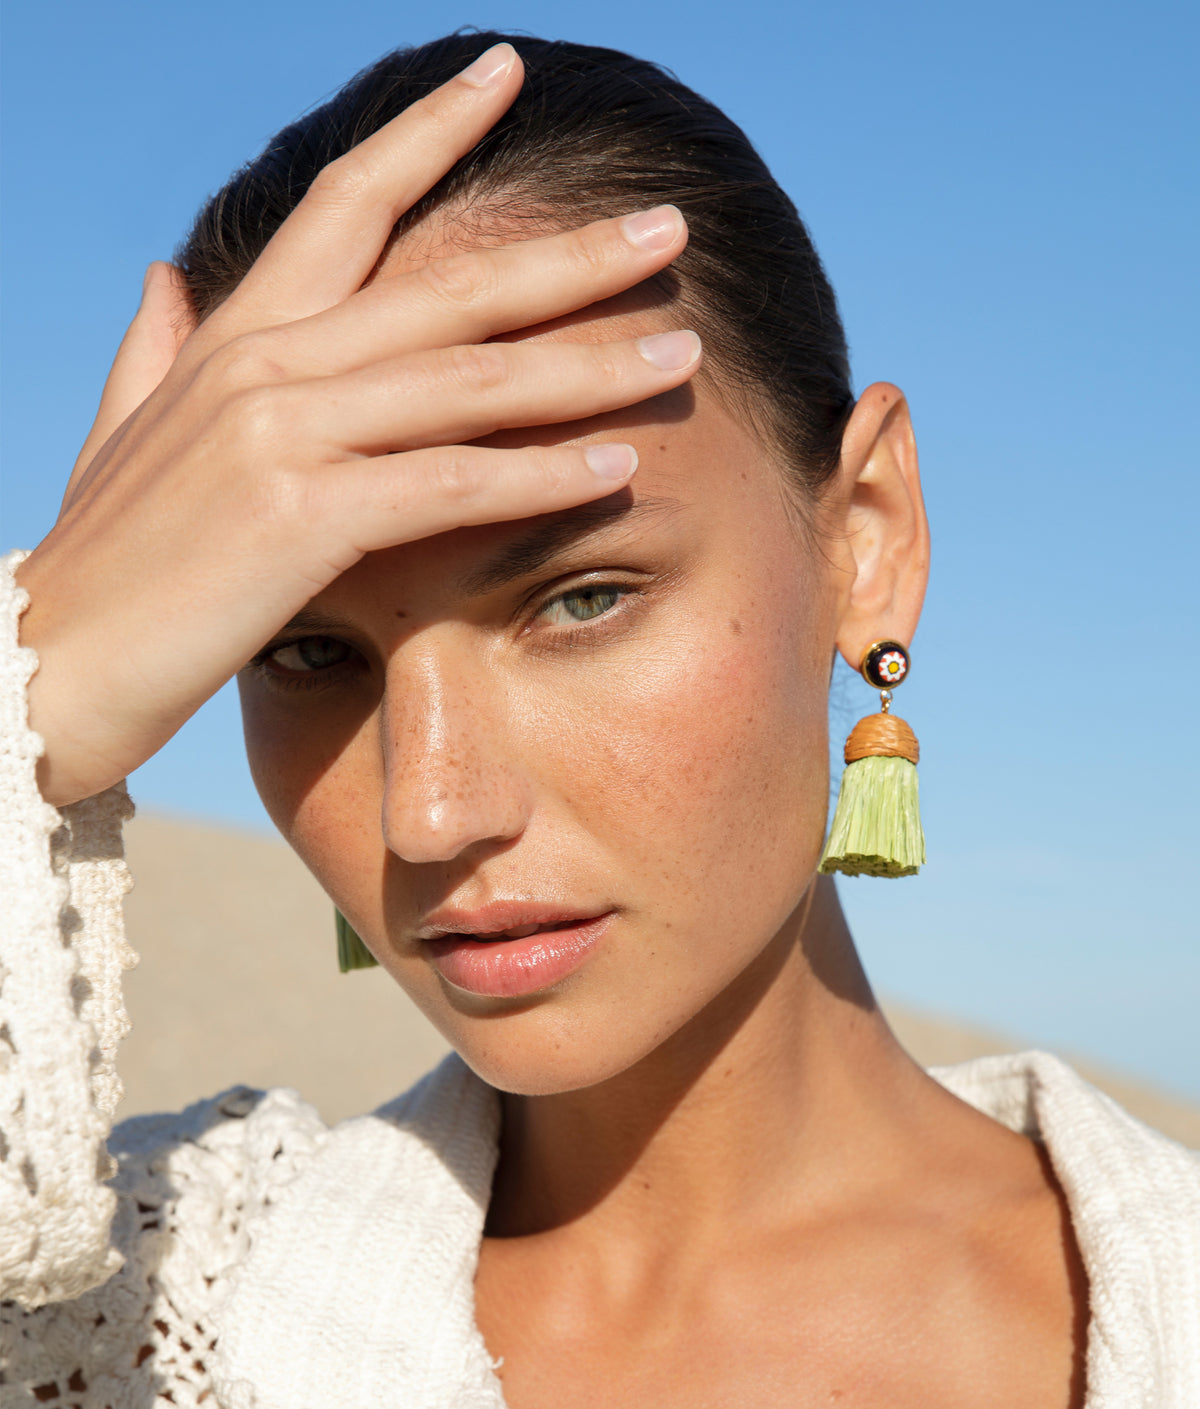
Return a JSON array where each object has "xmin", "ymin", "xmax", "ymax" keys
[{"xmin": 14, "ymin": 550, "xmax": 126, "ymax": 807}]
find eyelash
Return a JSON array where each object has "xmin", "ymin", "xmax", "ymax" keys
[
  {"xmin": 527, "ymin": 582, "xmax": 632, "ymax": 634},
  {"xmin": 251, "ymin": 581, "xmax": 636, "ymax": 690},
  {"xmin": 249, "ymin": 640, "xmax": 361, "ymax": 692}
]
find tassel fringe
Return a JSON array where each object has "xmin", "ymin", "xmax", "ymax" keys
[
  {"xmin": 819, "ymin": 753, "xmax": 926, "ymax": 878},
  {"xmin": 336, "ymin": 910, "xmax": 379, "ymax": 972}
]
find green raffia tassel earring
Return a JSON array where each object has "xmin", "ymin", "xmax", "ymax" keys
[
  {"xmin": 336, "ymin": 910, "xmax": 379, "ymax": 973},
  {"xmin": 819, "ymin": 640, "xmax": 926, "ymax": 879}
]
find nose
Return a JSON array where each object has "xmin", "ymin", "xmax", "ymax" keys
[{"xmin": 380, "ymin": 649, "xmax": 534, "ymax": 865}]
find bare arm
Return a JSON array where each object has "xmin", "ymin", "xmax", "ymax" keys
[{"xmin": 15, "ymin": 42, "xmax": 696, "ymax": 807}]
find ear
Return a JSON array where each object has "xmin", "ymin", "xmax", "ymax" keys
[{"xmin": 829, "ymin": 382, "xmax": 929, "ymax": 672}]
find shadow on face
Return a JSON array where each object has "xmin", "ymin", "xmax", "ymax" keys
[{"xmin": 238, "ymin": 220, "xmax": 845, "ymax": 1098}]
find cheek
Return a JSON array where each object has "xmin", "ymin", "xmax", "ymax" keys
[
  {"xmin": 548, "ymin": 585, "xmax": 832, "ymax": 923},
  {"xmin": 449, "ymin": 596, "xmax": 833, "ymax": 1094},
  {"xmin": 239, "ymin": 680, "xmax": 382, "ymax": 907}
]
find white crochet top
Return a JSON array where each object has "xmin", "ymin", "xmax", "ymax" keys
[{"xmin": 1, "ymin": 550, "xmax": 1198, "ymax": 1408}]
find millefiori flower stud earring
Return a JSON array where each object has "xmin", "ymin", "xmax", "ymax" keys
[
  {"xmin": 819, "ymin": 640, "xmax": 926, "ymax": 878},
  {"xmin": 336, "ymin": 910, "xmax": 379, "ymax": 972}
]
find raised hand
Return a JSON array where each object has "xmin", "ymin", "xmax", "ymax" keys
[{"xmin": 15, "ymin": 43, "xmax": 699, "ymax": 806}]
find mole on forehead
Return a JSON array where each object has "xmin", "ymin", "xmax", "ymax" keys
[{"xmin": 275, "ymin": 495, "xmax": 684, "ymax": 638}]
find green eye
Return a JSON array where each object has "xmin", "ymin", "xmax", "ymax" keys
[{"xmin": 541, "ymin": 586, "xmax": 624, "ymax": 625}]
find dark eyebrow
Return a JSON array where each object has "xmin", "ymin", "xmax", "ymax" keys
[
  {"xmin": 455, "ymin": 494, "xmax": 683, "ymax": 598},
  {"xmin": 268, "ymin": 495, "xmax": 683, "ymax": 643},
  {"xmin": 269, "ymin": 606, "xmax": 358, "ymax": 638}
]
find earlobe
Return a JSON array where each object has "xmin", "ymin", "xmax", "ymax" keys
[{"xmin": 831, "ymin": 381, "xmax": 930, "ymax": 671}]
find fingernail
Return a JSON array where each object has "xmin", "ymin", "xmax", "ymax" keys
[
  {"xmin": 621, "ymin": 205, "xmax": 684, "ymax": 251},
  {"xmin": 638, "ymin": 330, "xmax": 701, "ymax": 372},
  {"xmin": 585, "ymin": 443, "xmax": 639, "ymax": 480},
  {"xmin": 458, "ymin": 42, "xmax": 517, "ymax": 88}
]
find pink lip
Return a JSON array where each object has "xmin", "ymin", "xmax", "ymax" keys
[{"xmin": 423, "ymin": 907, "xmax": 614, "ymax": 998}]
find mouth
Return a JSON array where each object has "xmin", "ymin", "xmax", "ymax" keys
[
  {"xmin": 422, "ymin": 910, "xmax": 615, "ymax": 998},
  {"xmin": 440, "ymin": 919, "xmax": 579, "ymax": 942}
]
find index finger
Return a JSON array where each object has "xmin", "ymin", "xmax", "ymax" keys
[{"xmin": 202, "ymin": 42, "xmax": 522, "ymax": 340}]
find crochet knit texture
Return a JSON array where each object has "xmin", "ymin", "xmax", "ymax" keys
[
  {"xmin": 0, "ymin": 551, "xmax": 1197, "ymax": 1407},
  {"xmin": 0, "ymin": 550, "xmax": 135, "ymax": 1309}
]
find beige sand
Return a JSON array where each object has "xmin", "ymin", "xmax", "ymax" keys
[{"xmin": 119, "ymin": 813, "xmax": 1200, "ymax": 1146}]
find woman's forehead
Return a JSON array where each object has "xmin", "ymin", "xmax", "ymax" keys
[
  {"xmin": 329, "ymin": 205, "xmax": 799, "ymax": 611},
  {"xmin": 317, "ymin": 389, "xmax": 787, "ymax": 625}
]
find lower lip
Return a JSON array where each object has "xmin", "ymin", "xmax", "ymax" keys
[{"xmin": 426, "ymin": 914, "xmax": 614, "ymax": 998}]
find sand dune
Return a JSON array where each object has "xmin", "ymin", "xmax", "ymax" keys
[{"xmin": 118, "ymin": 813, "xmax": 1200, "ymax": 1146}]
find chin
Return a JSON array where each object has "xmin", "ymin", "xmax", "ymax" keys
[
  {"xmin": 414, "ymin": 986, "xmax": 682, "ymax": 1097},
  {"xmin": 459, "ymin": 1045, "xmax": 637, "ymax": 1098},
  {"xmin": 393, "ymin": 909, "xmax": 803, "ymax": 1099}
]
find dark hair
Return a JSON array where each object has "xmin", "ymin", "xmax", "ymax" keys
[{"xmin": 179, "ymin": 31, "xmax": 854, "ymax": 496}]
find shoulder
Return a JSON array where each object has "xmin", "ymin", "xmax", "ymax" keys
[
  {"xmin": 933, "ymin": 1050, "xmax": 1200, "ymax": 1406},
  {"xmin": 211, "ymin": 1055, "xmax": 503, "ymax": 1407},
  {"xmin": 931, "ymin": 1048, "xmax": 1200, "ymax": 1188},
  {"xmin": 0, "ymin": 1085, "xmax": 328, "ymax": 1401}
]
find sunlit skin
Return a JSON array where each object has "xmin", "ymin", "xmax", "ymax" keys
[
  {"xmin": 239, "ymin": 256, "xmax": 1088, "ymax": 1408},
  {"xmin": 241, "ymin": 347, "xmax": 834, "ymax": 1098},
  {"xmin": 15, "ymin": 46, "xmax": 1087, "ymax": 1406}
]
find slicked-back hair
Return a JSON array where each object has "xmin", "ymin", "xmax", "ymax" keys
[{"xmin": 179, "ymin": 31, "xmax": 855, "ymax": 497}]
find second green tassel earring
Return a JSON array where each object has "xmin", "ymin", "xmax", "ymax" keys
[
  {"xmin": 336, "ymin": 910, "xmax": 379, "ymax": 973},
  {"xmin": 819, "ymin": 640, "xmax": 926, "ymax": 879}
]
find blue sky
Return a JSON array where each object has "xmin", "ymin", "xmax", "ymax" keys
[{"xmin": 3, "ymin": 0, "xmax": 1197, "ymax": 1097}]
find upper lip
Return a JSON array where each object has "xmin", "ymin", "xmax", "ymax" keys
[{"xmin": 416, "ymin": 903, "xmax": 610, "ymax": 942}]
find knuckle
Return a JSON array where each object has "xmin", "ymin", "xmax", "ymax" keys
[
  {"xmin": 406, "ymin": 83, "xmax": 467, "ymax": 139},
  {"xmin": 440, "ymin": 342, "xmax": 511, "ymax": 396},
  {"xmin": 306, "ymin": 152, "xmax": 372, "ymax": 208},
  {"xmin": 428, "ymin": 451, "xmax": 483, "ymax": 508},
  {"xmin": 418, "ymin": 251, "xmax": 496, "ymax": 311},
  {"xmin": 531, "ymin": 447, "xmax": 572, "ymax": 498},
  {"xmin": 201, "ymin": 332, "xmax": 284, "ymax": 391},
  {"xmin": 562, "ymin": 224, "xmax": 612, "ymax": 280}
]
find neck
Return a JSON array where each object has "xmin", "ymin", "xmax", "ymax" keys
[{"xmin": 485, "ymin": 876, "xmax": 927, "ymax": 1250}]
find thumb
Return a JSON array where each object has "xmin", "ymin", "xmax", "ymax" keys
[{"xmin": 66, "ymin": 261, "xmax": 196, "ymax": 498}]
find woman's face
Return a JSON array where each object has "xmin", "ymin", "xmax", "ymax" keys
[{"xmin": 239, "ymin": 290, "xmax": 843, "ymax": 1097}]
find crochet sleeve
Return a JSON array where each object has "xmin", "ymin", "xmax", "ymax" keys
[
  {"xmin": 0, "ymin": 549, "xmax": 137, "ymax": 1308},
  {"xmin": 0, "ymin": 1085, "xmax": 329, "ymax": 1407}
]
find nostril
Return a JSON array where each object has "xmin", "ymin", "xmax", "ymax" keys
[{"xmin": 380, "ymin": 698, "xmax": 533, "ymax": 863}]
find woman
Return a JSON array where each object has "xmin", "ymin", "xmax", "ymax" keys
[{"xmin": 2, "ymin": 32, "xmax": 1196, "ymax": 1407}]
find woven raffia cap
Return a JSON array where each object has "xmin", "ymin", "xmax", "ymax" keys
[{"xmin": 844, "ymin": 712, "xmax": 919, "ymax": 765}]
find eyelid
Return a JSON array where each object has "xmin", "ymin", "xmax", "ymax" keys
[
  {"xmin": 250, "ymin": 626, "xmax": 365, "ymax": 664},
  {"xmin": 523, "ymin": 570, "xmax": 641, "ymax": 623},
  {"xmin": 248, "ymin": 634, "xmax": 307, "ymax": 670},
  {"xmin": 247, "ymin": 633, "xmax": 367, "ymax": 691},
  {"xmin": 247, "ymin": 565, "xmax": 659, "ymax": 671},
  {"xmin": 529, "ymin": 563, "xmax": 645, "ymax": 599}
]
